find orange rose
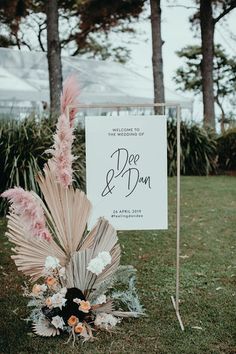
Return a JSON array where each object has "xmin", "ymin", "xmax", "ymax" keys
[
  {"xmin": 68, "ymin": 315, "xmax": 78, "ymax": 327},
  {"xmin": 79, "ymin": 300, "xmax": 91, "ymax": 313},
  {"xmin": 32, "ymin": 284, "xmax": 41, "ymax": 295},
  {"xmin": 46, "ymin": 276, "xmax": 57, "ymax": 287},
  {"xmin": 74, "ymin": 322, "xmax": 84, "ymax": 334},
  {"xmin": 45, "ymin": 297, "xmax": 52, "ymax": 307}
]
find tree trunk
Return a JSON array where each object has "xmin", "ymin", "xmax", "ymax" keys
[
  {"xmin": 215, "ymin": 96, "xmax": 225, "ymax": 134},
  {"xmin": 200, "ymin": 0, "xmax": 215, "ymax": 130},
  {"xmin": 46, "ymin": 0, "xmax": 62, "ymax": 118},
  {"xmin": 150, "ymin": 0, "xmax": 165, "ymax": 115}
]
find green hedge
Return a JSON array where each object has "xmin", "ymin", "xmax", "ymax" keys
[
  {"xmin": 167, "ymin": 119, "xmax": 217, "ymax": 176},
  {"xmin": 0, "ymin": 117, "xmax": 85, "ymax": 214},
  {"xmin": 0, "ymin": 117, "xmax": 53, "ymax": 194},
  {"xmin": 217, "ymin": 128, "xmax": 236, "ymax": 171}
]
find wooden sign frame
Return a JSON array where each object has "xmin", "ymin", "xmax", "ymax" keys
[{"xmin": 66, "ymin": 102, "xmax": 184, "ymax": 331}]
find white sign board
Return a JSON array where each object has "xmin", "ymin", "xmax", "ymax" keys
[{"xmin": 85, "ymin": 115, "xmax": 168, "ymax": 230}]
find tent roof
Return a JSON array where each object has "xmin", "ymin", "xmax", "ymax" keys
[
  {"xmin": 0, "ymin": 47, "xmax": 193, "ymax": 109},
  {"xmin": 0, "ymin": 66, "xmax": 43, "ymax": 101}
]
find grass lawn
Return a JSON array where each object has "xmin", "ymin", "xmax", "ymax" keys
[{"xmin": 0, "ymin": 176, "xmax": 235, "ymax": 354}]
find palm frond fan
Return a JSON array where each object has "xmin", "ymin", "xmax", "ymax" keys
[{"xmin": 1, "ymin": 76, "xmax": 144, "ymax": 344}]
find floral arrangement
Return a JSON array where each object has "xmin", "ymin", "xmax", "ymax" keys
[{"xmin": 1, "ymin": 76, "xmax": 144, "ymax": 344}]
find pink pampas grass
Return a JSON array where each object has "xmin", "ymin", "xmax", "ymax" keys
[
  {"xmin": 1, "ymin": 187, "xmax": 52, "ymax": 242},
  {"xmin": 60, "ymin": 75, "xmax": 79, "ymax": 127},
  {"xmin": 48, "ymin": 113, "xmax": 75, "ymax": 188},
  {"xmin": 47, "ymin": 75, "xmax": 79, "ymax": 188}
]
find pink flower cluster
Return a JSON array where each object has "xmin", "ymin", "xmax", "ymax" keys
[
  {"xmin": 49, "ymin": 113, "xmax": 75, "ymax": 188},
  {"xmin": 1, "ymin": 187, "xmax": 52, "ymax": 241},
  {"xmin": 60, "ymin": 75, "xmax": 79, "ymax": 127},
  {"xmin": 48, "ymin": 75, "xmax": 79, "ymax": 188}
]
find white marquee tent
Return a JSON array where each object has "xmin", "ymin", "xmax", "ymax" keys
[{"xmin": 0, "ymin": 47, "xmax": 193, "ymax": 115}]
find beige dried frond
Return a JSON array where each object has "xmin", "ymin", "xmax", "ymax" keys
[
  {"xmin": 79, "ymin": 223, "xmax": 98, "ymax": 251},
  {"xmin": 32, "ymin": 319, "xmax": 60, "ymax": 337},
  {"xmin": 66, "ymin": 218, "xmax": 121, "ymax": 297},
  {"xmin": 112, "ymin": 311, "xmax": 143, "ymax": 318},
  {"xmin": 66, "ymin": 248, "xmax": 96, "ymax": 291},
  {"xmin": 37, "ymin": 162, "xmax": 92, "ymax": 255},
  {"xmin": 6, "ymin": 214, "xmax": 66, "ymax": 280},
  {"xmin": 92, "ymin": 300, "xmax": 114, "ymax": 314}
]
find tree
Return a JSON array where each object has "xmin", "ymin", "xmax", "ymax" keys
[
  {"xmin": 174, "ymin": 44, "xmax": 236, "ymax": 132},
  {"xmin": 46, "ymin": 1, "xmax": 62, "ymax": 117},
  {"xmin": 0, "ymin": 0, "xmax": 146, "ymax": 61},
  {"xmin": 199, "ymin": 0, "xmax": 215, "ymax": 130},
  {"xmin": 192, "ymin": 0, "xmax": 236, "ymax": 130},
  {"xmin": 0, "ymin": 0, "xmax": 146, "ymax": 114},
  {"xmin": 150, "ymin": 0, "xmax": 165, "ymax": 114}
]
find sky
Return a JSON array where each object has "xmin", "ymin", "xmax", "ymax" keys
[{"xmin": 123, "ymin": 0, "xmax": 236, "ymax": 122}]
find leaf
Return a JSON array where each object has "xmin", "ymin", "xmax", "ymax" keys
[
  {"xmin": 112, "ymin": 311, "xmax": 144, "ymax": 318},
  {"xmin": 92, "ymin": 300, "xmax": 114, "ymax": 314},
  {"xmin": 6, "ymin": 214, "xmax": 66, "ymax": 280},
  {"xmin": 66, "ymin": 218, "xmax": 121, "ymax": 298},
  {"xmin": 37, "ymin": 162, "xmax": 92, "ymax": 255},
  {"xmin": 32, "ymin": 319, "xmax": 60, "ymax": 337}
]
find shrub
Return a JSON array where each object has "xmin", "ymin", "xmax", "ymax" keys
[
  {"xmin": 0, "ymin": 117, "xmax": 85, "ymax": 214},
  {"xmin": 167, "ymin": 119, "xmax": 217, "ymax": 176},
  {"xmin": 217, "ymin": 128, "xmax": 236, "ymax": 171},
  {"xmin": 0, "ymin": 117, "xmax": 52, "ymax": 192}
]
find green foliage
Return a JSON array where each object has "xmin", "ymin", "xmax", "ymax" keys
[
  {"xmin": 167, "ymin": 119, "xmax": 217, "ymax": 176},
  {"xmin": 112, "ymin": 276, "xmax": 144, "ymax": 313},
  {"xmin": 175, "ymin": 45, "xmax": 202, "ymax": 93},
  {"xmin": 0, "ymin": 117, "xmax": 86, "ymax": 214},
  {"xmin": 0, "ymin": 117, "xmax": 53, "ymax": 196},
  {"xmin": 174, "ymin": 44, "xmax": 236, "ymax": 127},
  {"xmin": 0, "ymin": 0, "xmax": 145, "ymax": 63},
  {"xmin": 175, "ymin": 44, "xmax": 236, "ymax": 96},
  {"xmin": 217, "ymin": 128, "xmax": 236, "ymax": 171}
]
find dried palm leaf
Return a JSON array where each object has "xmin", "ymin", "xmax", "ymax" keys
[
  {"xmin": 32, "ymin": 318, "xmax": 60, "ymax": 337},
  {"xmin": 6, "ymin": 214, "xmax": 66, "ymax": 280},
  {"xmin": 92, "ymin": 300, "xmax": 114, "ymax": 314},
  {"xmin": 112, "ymin": 311, "xmax": 144, "ymax": 318},
  {"xmin": 94, "ymin": 244, "xmax": 121, "ymax": 287},
  {"xmin": 65, "ymin": 248, "xmax": 96, "ymax": 291},
  {"xmin": 66, "ymin": 218, "xmax": 121, "ymax": 298},
  {"xmin": 37, "ymin": 162, "xmax": 92, "ymax": 255}
]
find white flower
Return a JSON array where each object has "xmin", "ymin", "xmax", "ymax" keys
[
  {"xmin": 51, "ymin": 293, "xmax": 67, "ymax": 310},
  {"xmin": 51, "ymin": 316, "xmax": 65, "ymax": 329},
  {"xmin": 87, "ymin": 251, "xmax": 111, "ymax": 276},
  {"xmin": 94, "ymin": 294, "xmax": 107, "ymax": 305},
  {"xmin": 44, "ymin": 256, "xmax": 60, "ymax": 270},
  {"xmin": 94, "ymin": 313, "xmax": 119, "ymax": 330},
  {"xmin": 87, "ymin": 257, "xmax": 104, "ymax": 275},
  {"xmin": 59, "ymin": 267, "xmax": 66, "ymax": 278},
  {"xmin": 31, "ymin": 283, "xmax": 47, "ymax": 296},
  {"xmin": 73, "ymin": 298, "xmax": 81, "ymax": 305},
  {"xmin": 40, "ymin": 284, "xmax": 47, "ymax": 293},
  {"xmin": 98, "ymin": 251, "xmax": 112, "ymax": 265},
  {"xmin": 60, "ymin": 287, "xmax": 67, "ymax": 296}
]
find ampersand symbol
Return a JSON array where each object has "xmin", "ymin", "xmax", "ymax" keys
[{"xmin": 101, "ymin": 169, "xmax": 115, "ymax": 197}]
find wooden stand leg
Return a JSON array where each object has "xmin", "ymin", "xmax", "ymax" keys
[{"xmin": 171, "ymin": 105, "xmax": 184, "ymax": 331}]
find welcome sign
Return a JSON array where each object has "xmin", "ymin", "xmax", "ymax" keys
[{"xmin": 85, "ymin": 115, "xmax": 168, "ymax": 230}]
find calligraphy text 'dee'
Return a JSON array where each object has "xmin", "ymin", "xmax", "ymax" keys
[{"xmin": 101, "ymin": 148, "xmax": 151, "ymax": 198}]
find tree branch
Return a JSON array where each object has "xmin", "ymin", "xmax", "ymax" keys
[
  {"xmin": 214, "ymin": 1, "xmax": 236, "ymax": 24},
  {"xmin": 38, "ymin": 21, "xmax": 46, "ymax": 52}
]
